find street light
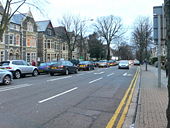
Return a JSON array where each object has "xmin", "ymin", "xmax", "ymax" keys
[{"xmin": 154, "ymin": 13, "xmax": 162, "ymax": 88}]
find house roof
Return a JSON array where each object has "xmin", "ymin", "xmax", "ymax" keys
[
  {"xmin": 11, "ymin": 13, "xmax": 27, "ymax": 25},
  {"xmin": 36, "ymin": 20, "xmax": 50, "ymax": 32}
]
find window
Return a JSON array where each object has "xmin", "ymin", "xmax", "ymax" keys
[
  {"xmin": 9, "ymin": 34, "xmax": 14, "ymax": 44},
  {"xmin": 0, "ymin": 51, "xmax": 4, "ymax": 62},
  {"xmin": 27, "ymin": 22, "xmax": 33, "ymax": 32},
  {"xmin": 16, "ymin": 34, "xmax": 20, "ymax": 45},
  {"xmin": 47, "ymin": 29, "xmax": 52, "ymax": 36},
  {"xmin": 47, "ymin": 40, "xmax": 51, "ymax": 49},
  {"xmin": 63, "ymin": 44, "xmax": 65, "ymax": 50},
  {"xmin": 27, "ymin": 53, "xmax": 30, "ymax": 63},
  {"xmin": 31, "ymin": 53, "xmax": 36, "ymax": 61}
]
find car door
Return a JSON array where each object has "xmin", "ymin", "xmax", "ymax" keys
[
  {"xmin": 22, "ymin": 60, "xmax": 34, "ymax": 73},
  {"xmin": 12, "ymin": 60, "xmax": 27, "ymax": 74}
]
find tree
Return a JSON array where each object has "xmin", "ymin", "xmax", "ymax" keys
[
  {"xmin": 58, "ymin": 14, "xmax": 86, "ymax": 60},
  {"xmin": 117, "ymin": 42, "xmax": 134, "ymax": 60},
  {"xmin": 0, "ymin": 0, "xmax": 47, "ymax": 41},
  {"xmin": 164, "ymin": 0, "xmax": 170, "ymax": 127},
  {"xmin": 94, "ymin": 15, "xmax": 124, "ymax": 60},
  {"xmin": 131, "ymin": 17, "xmax": 152, "ymax": 70},
  {"xmin": 88, "ymin": 32, "xmax": 106, "ymax": 60}
]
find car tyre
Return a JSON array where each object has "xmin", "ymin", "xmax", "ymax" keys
[
  {"xmin": 3, "ymin": 75, "xmax": 11, "ymax": 85},
  {"xmin": 32, "ymin": 69, "xmax": 38, "ymax": 76},
  {"xmin": 75, "ymin": 68, "xmax": 78, "ymax": 74},
  {"xmin": 65, "ymin": 69, "xmax": 69, "ymax": 75},
  {"xmin": 50, "ymin": 72, "xmax": 54, "ymax": 76},
  {"xmin": 14, "ymin": 70, "xmax": 21, "ymax": 79}
]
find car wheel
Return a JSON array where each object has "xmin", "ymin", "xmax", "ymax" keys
[
  {"xmin": 32, "ymin": 69, "xmax": 38, "ymax": 76},
  {"xmin": 65, "ymin": 69, "xmax": 69, "ymax": 75},
  {"xmin": 50, "ymin": 72, "xmax": 54, "ymax": 76},
  {"xmin": 75, "ymin": 68, "xmax": 78, "ymax": 74},
  {"xmin": 14, "ymin": 70, "xmax": 21, "ymax": 79},
  {"xmin": 3, "ymin": 75, "xmax": 11, "ymax": 85}
]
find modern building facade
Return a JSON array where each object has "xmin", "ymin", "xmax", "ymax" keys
[{"xmin": 152, "ymin": 5, "xmax": 167, "ymax": 58}]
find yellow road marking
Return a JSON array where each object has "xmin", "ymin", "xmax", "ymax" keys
[
  {"xmin": 106, "ymin": 68, "xmax": 139, "ymax": 128},
  {"xmin": 116, "ymin": 69, "xmax": 139, "ymax": 128}
]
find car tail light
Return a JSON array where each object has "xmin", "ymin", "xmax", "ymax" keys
[{"xmin": 6, "ymin": 67, "xmax": 12, "ymax": 69}]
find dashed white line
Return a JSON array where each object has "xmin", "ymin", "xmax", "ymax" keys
[
  {"xmin": 107, "ymin": 73, "xmax": 114, "ymax": 77},
  {"xmin": 89, "ymin": 77, "xmax": 103, "ymax": 84},
  {"xmin": 123, "ymin": 73, "xmax": 127, "ymax": 76},
  {"xmin": 38, "ymin": 87, "xmax": 78, "ymax": 103},
  {"xmin": 47, "ymin": 76, "xmax": 72, "ymax": 82},
  {"xmin": 0, "ymin": 84, "xmax": 32, "ymax": 92},
  {"xmin": 94, "ymin": 71, "xmax": 104, "ymax": 75}
]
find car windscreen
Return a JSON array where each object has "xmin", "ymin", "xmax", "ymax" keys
[
  {"xmin": 79, "ymin": 61, "xmax": 89, "ymax": 64},
  {"xmin": 0, "ymin": 61, "xmax": 10, "ymax": 66},
  {"xmin": 51, "ymin": 61, "xmax": 63, "ymax": 66},
  {"xmin": 120, "ymin": 61, "xmax": 128, "ymax": 64}
]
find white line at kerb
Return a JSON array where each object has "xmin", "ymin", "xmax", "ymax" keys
[
  {"xmin": 107, "ymin": 73, "xmax": 114, "ymax": 77},
  {"xmin": 89, "ymin": 77, "xmax": 103, "ymax": 84},
  {"xmin": 47, "ymin": 76, "xmax": 72, "ymax": 82},
  {"xmin": 0, "ymin": 84, "xmax": 32, "ymax": 92},
  {"xmin": 38, "ymin": 87, "xmax": 78, "ymax": 104}
]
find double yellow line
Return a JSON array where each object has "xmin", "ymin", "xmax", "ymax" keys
[{"xmin": 106, "ymin": 68, "xmax": 140, "ymax": 128}]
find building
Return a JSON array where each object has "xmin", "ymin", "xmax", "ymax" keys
[
  {"xmin": 152, "ymin": 5, "xmax": 167, "ymax": 58},
  {"xmin": 36, "ymin": 20, "xmax": 59, "ymax": 62}
]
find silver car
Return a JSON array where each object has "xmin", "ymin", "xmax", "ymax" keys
[
  {"xmin": 0, "ymin": 60, "xmax": 39, "ymax": 79},
  {"xmin": 118, "ymin": 60, "xmax": 129, "ymax": 69},
  {"xmin": 0, "ymin": 69, "xmax": 13, "ymax": 85}
]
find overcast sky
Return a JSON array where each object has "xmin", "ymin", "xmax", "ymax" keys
[{"xmin": 16, "ymin": 0, "xmax": 164, "ymax": 37}]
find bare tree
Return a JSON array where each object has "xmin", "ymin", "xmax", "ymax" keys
[
  {"xmin": 0, "ymin": 0, "xmax": 47, "ymax": 41},
  {"xmin": 58, "ymin": 14, "xmax": 86, "ymax": 60},
  {"xmin": 131, "ymin": 16, "xmax": 152, "ymax": 70},
  {"xmin": 94, "ymin": 15, "xmax": 124, "ymax": 60}
]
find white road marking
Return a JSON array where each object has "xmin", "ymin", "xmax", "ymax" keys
[
  {"xmin": 107, "ymin": 73, "xmax": 114, "ymax": 77},
  {"xmin": 38, "ymin": 87, "xmax": 78, "ymax": 103},
  {"xmin": 89, "ymin": 77, "xmax": 103, "ymax": 84},
  {"xmin": 123, "ymin": 73, "xmax": 127, "ymax": 76},
  {"xmin": 47, "ymin": 76, "xmax": 72, "ymax": 82},
  {"xmin": 127, "ymin": 74, "xmax": 132, "ymax": 76},
  {"xmin": 0, "ymin": 84, "xmax": 32, "ymax": 92},
  {"xmin": 94, "ymin": 72, "xmax": 104, "ymax": 75},
  {"xmin": 76, "ymin": 74, "xmax": 84, "ymax": 76}
]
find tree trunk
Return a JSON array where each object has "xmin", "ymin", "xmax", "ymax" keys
[
  {"xmin": 145, "ymin": 47, "xmax": 148, "ymax": 71},
  {"xmin": 107, "ymin": 43, "xmax": 110, "ymax": 60},
  {"xmin": 165, "ymin": 0, "xmax": 170, "ymax": 128}
]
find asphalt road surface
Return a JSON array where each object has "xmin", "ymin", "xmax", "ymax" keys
[{"xmin": 0, "ymin": 65, "xmax": 137, "ymax": 128}]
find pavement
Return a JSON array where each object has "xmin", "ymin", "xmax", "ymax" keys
[{"xmin": 123, "ymin": 64, "xmax": 168, "ymax": 128}]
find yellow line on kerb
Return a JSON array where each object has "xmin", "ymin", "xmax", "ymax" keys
[
  {"xmin": 116, "ymin": 69, "xmax": 139, "ymax": 128},
  {"xmin": 106, "ymin": 68, "xmax": 139, "ymax": 128}
]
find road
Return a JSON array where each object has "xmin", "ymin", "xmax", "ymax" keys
[{"xmin": 0, "ymin": 66, "xmax": 137, "ymax": 128}]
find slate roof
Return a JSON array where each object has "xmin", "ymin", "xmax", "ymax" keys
[
  {"xmin": 36, "ymin": 20, "xmax": 50, "ymax": 32},
  {"xmin": 11, "ymin": 13, "xmax": 27, "ymax": 25}
]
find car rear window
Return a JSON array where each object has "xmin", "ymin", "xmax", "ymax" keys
[{"xmin": 0, "ymin": 61, "xmax": 10, "ymax": 66}]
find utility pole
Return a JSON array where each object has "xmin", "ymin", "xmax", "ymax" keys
[
  {"xmin": 158, "ymin": 14, "xmax": 162, "ymax": 88},
  {"xmin": 164, "ymin": 0, "xmax": 170, "ymax": 127}
]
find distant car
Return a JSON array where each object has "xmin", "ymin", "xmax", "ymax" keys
[
  {"xmin": 118, "ymin": 60, "xmax": 129, "ymax": 69},
  {"xmin": 134, "ymin": 60, "xmax": 140, "ymax": 66},
  {"xmin": 0, "ymin": 60, "xmax": 39, "ymax": 79},
  {"xmin": 98, "ymin": 60, "xmax": 109, "ymax": 68},
  {"xmin": 78, "ymin": 61, "xmax": 95, "ymax": 71},
  {"xmin": 108, "ymin": 60, "xmax": 118, "ymax": 66},
  {"xmin": 49, "ymin": 60, "xmax": 78, "ymax": 76},
  {"xmin": 38, "ymin": 62, "xmax": 57, "ymax": 74},
  {"xmin": 0, "ymin": 69, "xmax": 13, "ymax": 85}
]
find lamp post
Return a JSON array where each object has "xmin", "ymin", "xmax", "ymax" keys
[{"xmin": 157, "ymin": 14, "xmax": 162, "ymax": 88}]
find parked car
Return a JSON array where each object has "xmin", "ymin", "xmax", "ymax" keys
[
  {"xmin": 0, "ymin": 60, "xmax": 39, "ymax": 79},
  {"xmin": 78, "ymin": 61, "xmax": 95, "ymax": 71},
  {"xmin": 118, "ymin": 60, "xmax": 129, "ymax": 69},
  {"xmin": 108, "ymin": 60, "xmax": 118, "ymax": 66},
  {"xmin": 134, "ymin": 60, "xmax": 140, "ymax": 66},
  {"xmin": 38, "ymin": 62, "xmax": 57, "ymax": 74},
  {"xmin": 98, "ymin": 60, "xmax": 109, "ymax": 68},
  {"xmin": 0, "ymin": 69, "xmax": 13, "ymax": 85},
  {"xmin": 49, "ymin": 60, "xmax": 78, "ymax": 76}
]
